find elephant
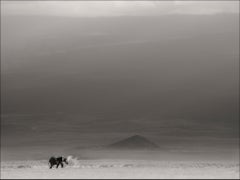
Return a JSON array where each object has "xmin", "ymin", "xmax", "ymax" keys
[{"xmin": 48, "ymin": 156, "xmax": 68, "ymax": 169}]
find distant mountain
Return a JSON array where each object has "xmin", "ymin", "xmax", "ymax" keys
[{"xmin": 108, "ymin": 135, "xmax": 159, "ymax": 149}]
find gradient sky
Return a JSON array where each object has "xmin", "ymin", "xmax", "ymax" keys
[
  {"xmin": 1, "ymin": 1, "xmax": 239, "ymax": 159},
  {"xmin": 1, "ymin": 1, "xmax": 239, "ymax": 16}
]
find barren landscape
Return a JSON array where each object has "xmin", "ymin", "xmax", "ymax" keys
[{"xmin": 1, "ymin": 153, "xmax": 239, "ymax": 179}]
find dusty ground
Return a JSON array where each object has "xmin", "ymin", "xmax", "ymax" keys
[{"xmin": 1, "ymin": 158, "xmax": 239, "ymax": 179}]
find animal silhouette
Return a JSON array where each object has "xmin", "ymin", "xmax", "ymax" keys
[{"xmin": 48, "ymin": 156, "xmax": 68, "ymax": 169}]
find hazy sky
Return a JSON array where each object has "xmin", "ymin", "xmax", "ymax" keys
[
  {"xmin": 1, "ymin": 1, "xmax": 239, "ymax": 158},
  {"xmin": 2, "ymin": 1, "xmax": 239, "ymax": 16}
]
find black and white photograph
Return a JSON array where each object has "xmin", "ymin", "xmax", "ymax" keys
[{"xmin": 1, "ymin": 0, "xmax": 239, "ymax": 179}]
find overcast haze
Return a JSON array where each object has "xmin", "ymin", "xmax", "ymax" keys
[{"xmin": 1, "ymin": 1, "xmax": 239, "ymax": 160}]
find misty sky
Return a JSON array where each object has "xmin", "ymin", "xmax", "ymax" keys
[{"xmin": 1, "ymin": 1, "xmax": 239, "ymax": 157}]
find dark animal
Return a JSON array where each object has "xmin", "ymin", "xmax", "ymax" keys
[{"xmin": 49, "ymin": 156, "xmax": 68, "ymax": 169}]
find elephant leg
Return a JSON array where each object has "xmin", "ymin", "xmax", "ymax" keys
[{"xmin": 49, "ymin": 162, "xmax": 53, "ymax": 169}]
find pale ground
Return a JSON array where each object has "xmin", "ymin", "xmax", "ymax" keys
[{"xmin": 1, "ymin": 158, "xmax": 239, "ymax": 179}]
